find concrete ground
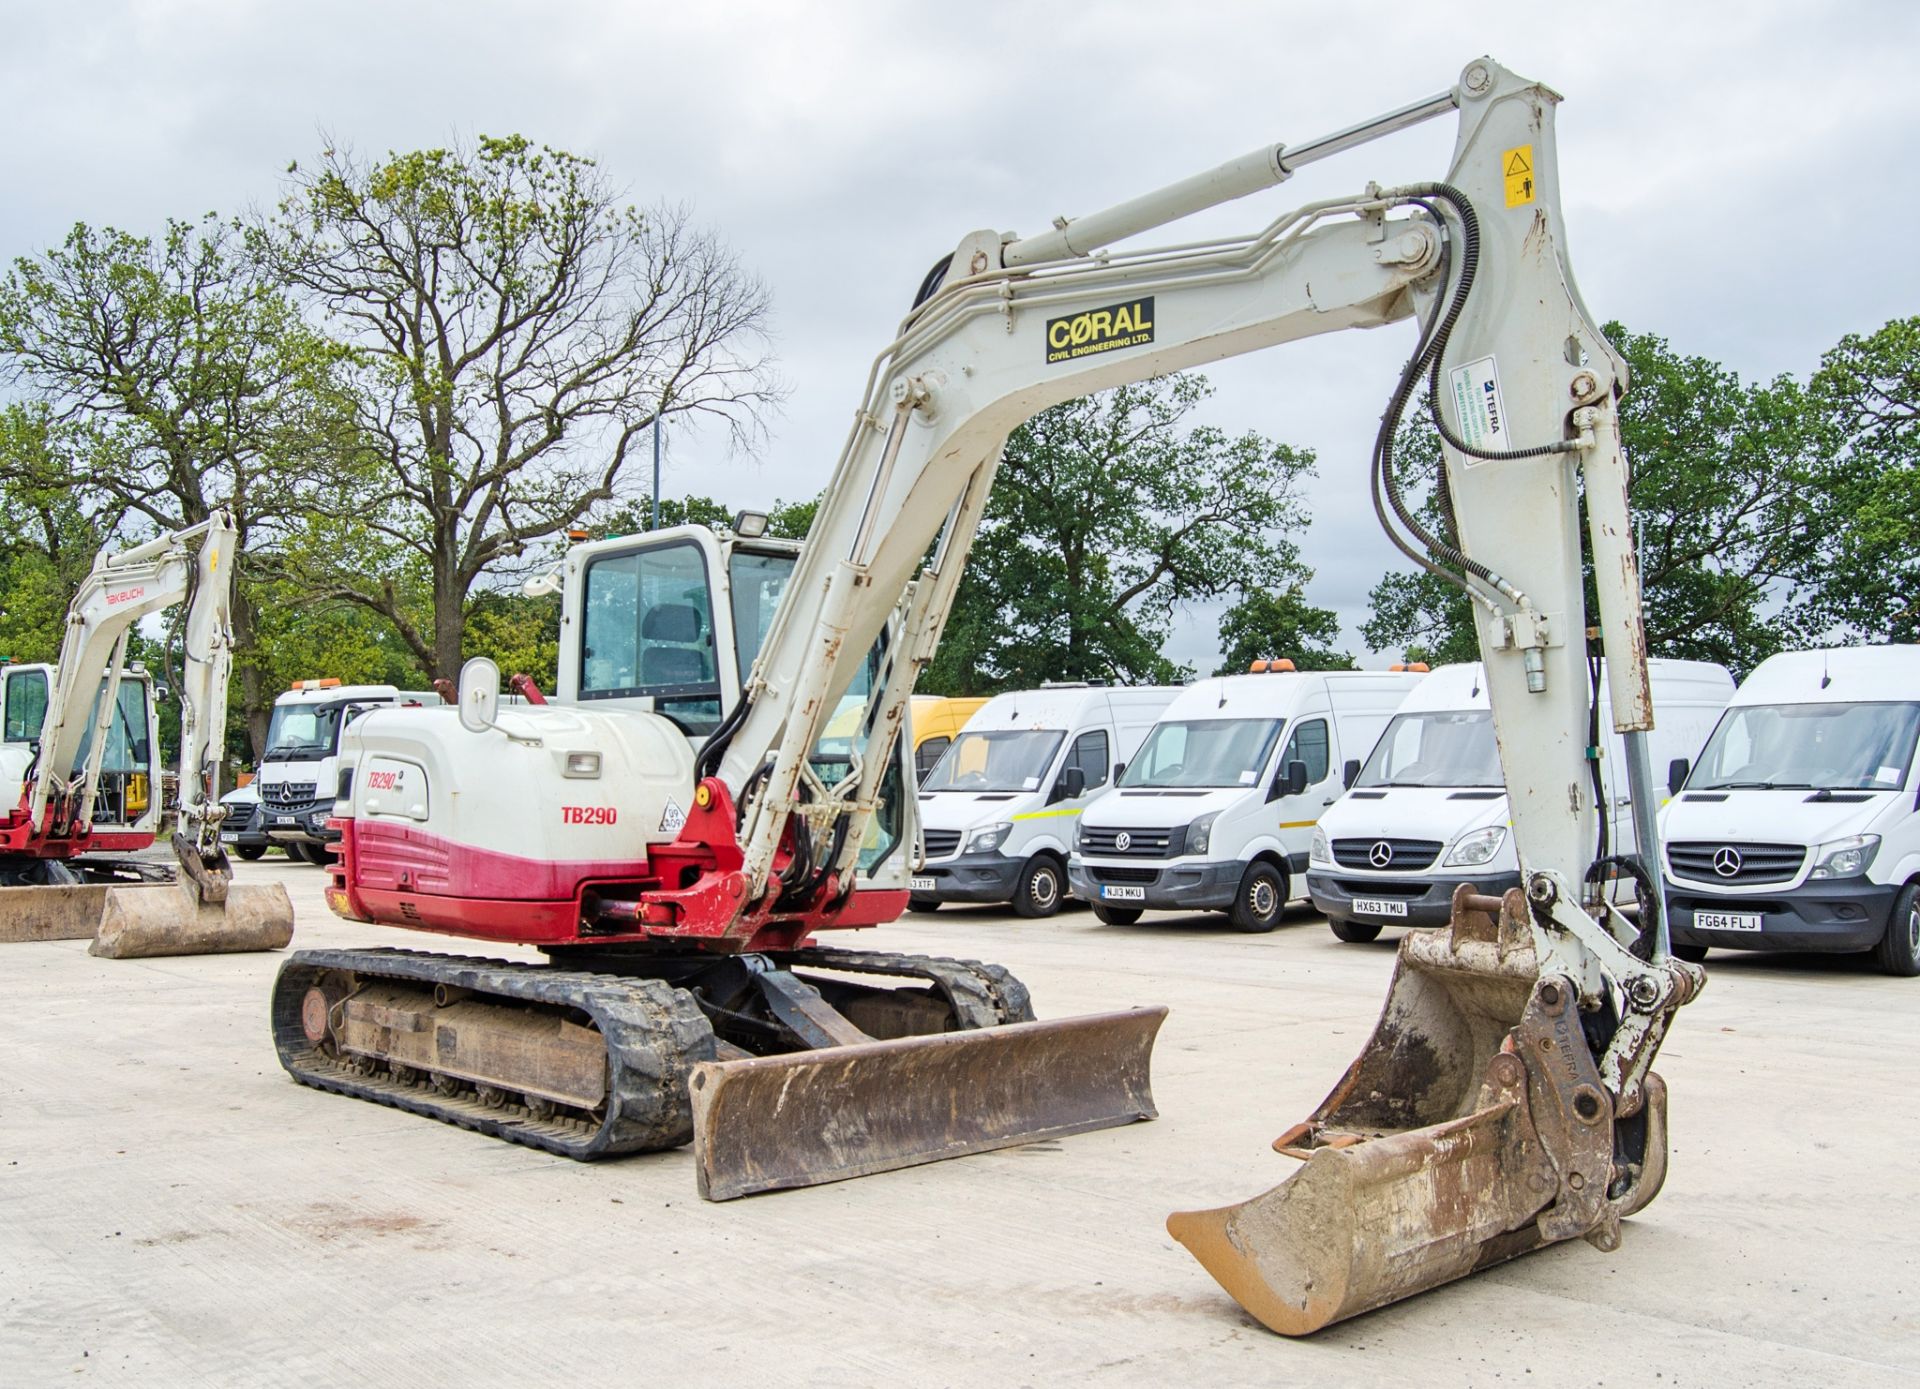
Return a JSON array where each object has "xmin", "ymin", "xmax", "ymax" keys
[{"xmin": 2, "ymin": 856, "xmax": 1914, "ymax": 1387}]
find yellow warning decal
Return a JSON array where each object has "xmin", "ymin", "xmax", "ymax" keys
[{"xmin": 1503, "ymin": 144, "xmax": 1534, "ymax": 208}]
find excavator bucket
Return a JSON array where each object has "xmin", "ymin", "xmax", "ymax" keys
[
  {"xmin": 0, "ymin": 884, "xmax": 123, "ymax": 943},
  {"xmin": 1168, "ymin": 888, "xmax": 1669, "ymax": 1335},
  {"xmin": 688, "ymin": 1006, "xmax": 1166, "ymax": 1200},
  {"xmin": 91, "ymin": 880, "xmax": 295, "ymax": 959}
]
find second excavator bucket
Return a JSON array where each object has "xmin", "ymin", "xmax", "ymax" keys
[
  {"xmin": 0, "ymin": 884, "xmax": 127, "ymax": 943},
  {"xmin": 91, "ymin": 879, "xmax": 295, "ymax": 959},
  {"xmin": 688, "ymin": 1006, "xmax": 1167, "ymax": 1200},
  {"xmin": 1169, "ymin": 887, "xmax": 1669, "ymax": 1335}
]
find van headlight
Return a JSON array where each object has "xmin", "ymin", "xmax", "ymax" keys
[
  {"xmin": 1310, "ymin": 829, "xmax": 1331, "ymax": 866},
  {"xmin": 966, "ymin": 821, "xmax": 1013, "ymax": 855},
  {"xmin": 1808, "ymin": 834, "xmax": 1879, "ymax": 880},
  {"xmin": 1184, "ymin": 812, "xmax": 1221, "ymax": 857},
  {"xmin": 1444, "ymin": 825, "xmax": 1507, "ymax": 867}
]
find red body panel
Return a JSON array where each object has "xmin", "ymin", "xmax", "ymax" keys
[
  {"xmin": 0, "ymin": 795, "xmax": 154, "ymax": 859},
  {"xmin": 326, "ymin": 779, "xmax": 909, "ymax": 955}
]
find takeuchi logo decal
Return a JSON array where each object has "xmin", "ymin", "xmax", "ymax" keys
[
  {"xmin": 105, "ymin": 586, "xmax": 146, "ymax": 606},
  {"xmin": 1045, "ymin": 297, "xmax": 1155, "ymax": 364}
]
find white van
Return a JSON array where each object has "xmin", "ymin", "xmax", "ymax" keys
[
  {"xmin": 913, "ymin": 683, "xmax": 1179, "ymax": 917},
  {"xmin": 1068, "ymin": 669, "xmax": 1424, "ymax": 931},
  {"xmin": 256, "ymin": 681, "xmax": 440, "ymax": 864},
  {"xmin": 1660, "ymin": 645, "xmax": 1920, "ymax": 975},
  {"xmin": 1311, "ymin": 659, "xmax": 1733, "ymax": 944}
]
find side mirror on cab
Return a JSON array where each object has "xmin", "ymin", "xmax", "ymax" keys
[
  {"xmin": 1342, "ymin": 758, "xmax": 1361, "ymax": 790},
  {"xmin": 1667, "ymin": 757, "xmax": 1690, "ymax": 797},
  {"xmin": 1055, "ymin": 765, "xmax": 1087, "ymax": 803},
  {"xmin": 1269, "ymin": 759, "xmax": 1310, "ymax": 801}
]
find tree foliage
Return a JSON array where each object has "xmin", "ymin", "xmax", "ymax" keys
[
  {"xmin": 1215, "ymin": 585, "xmax": 1354, "ymax": 674},
  {"xmin": 258, "ymin": 135, "xmax": 782, "ymax": 679},
  {"xmin": 1805, "ymin": 317, "xmax": 1920, "ymax": 643},
  {"xmin": 923, "ymin": 374, "xmax": 1317, "ymax": 693}
]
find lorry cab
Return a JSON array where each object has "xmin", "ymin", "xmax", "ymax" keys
[
  {"xmin": 0, "ymin": 661, "xmax": 161, "ymax": 846},
  {"xmin": 1312, "ymin": 658, "xmax": 1732, "ymax": 944},
  {"xmin": 1070, "ymin": 667, "xmax": 1423, "ymax": 932},
  {"xmin": 913, "ymin": 683, "xmax": 1179, "ymax": 917},
  {"xmin": 1660, "ymin": 645, "xmax": 1920, "ymax": 975},
  {"xmin": 258, "ymin": 680, "xmax": 440, "ymax": 862}
]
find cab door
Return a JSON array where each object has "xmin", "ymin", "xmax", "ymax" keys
[{"xmin": 1271, "ymin": 714, "xmax": 1335, "ymax": 874}]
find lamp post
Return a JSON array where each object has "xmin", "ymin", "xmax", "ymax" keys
[{"xmin": 650, "ymin": 414, "xmax": 664, "ymax": 531}]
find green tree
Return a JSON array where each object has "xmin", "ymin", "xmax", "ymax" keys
[
  {"xmin": 0, "ymin": 216, "xmax": 351, "ymax": 753},
  {"xmin": 922, "ymin": 374, "xmax": 1317, "ymax": 693},
  {"xmin": 258, "ymin": 135, "xmax": 782, "ymax": 680},
  {"xmin": 1806, "ymin": 316, "xmax": 1920, "ymax": 642},
  {"xmin": 1215, "ymin": 584, "xmax": 1353, "ymax": 674},
  {"xmin": 1362, "ymin": 325, "xmax": 1823, "ymax": 674}
]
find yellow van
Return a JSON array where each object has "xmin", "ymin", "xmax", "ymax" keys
[{"xmin": 909, "ymin": 695, "xmax": 989, "ymax": 783}]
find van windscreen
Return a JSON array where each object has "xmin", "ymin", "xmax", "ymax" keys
[
  {"xmin": 1358, "ymin": 710, "xmax": 1502, "ymax": 789},
  {"xmin": 1691, "ymin": 701, "xmax": 1920, "ymax": 792},
  {"xmin": 1120, "ymin": 719, "xmax": 1284, "ymax": 789},
  {"xmin": 922, "ymin": 730, "xmax": 1064, "ymax": 793}
]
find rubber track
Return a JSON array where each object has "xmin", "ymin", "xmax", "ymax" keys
[{"xmin": 270, "ymin": 947, "xmax": 717, "ymax": 1160}]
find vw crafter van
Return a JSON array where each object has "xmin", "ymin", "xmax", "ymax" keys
[
  {"xmin": 1069, "ymin": 668, "xmax": 1423, "ymax": 931},
  {"xmin": 1310, "ymin": 659, "xmax": 1732, "ymax": 943},
  {"xmin": 1661, "ymin": 645, "xmax": 1920, "ymax": 975},
  {"xmin": 912, "ymin": 684, "xmax": 1178, "ymax": 917}
]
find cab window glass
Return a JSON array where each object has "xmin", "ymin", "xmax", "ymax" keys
[
  {"xmin": 4, "ymin": 670, "xmax": 48, "ymax": 743},
  {"xmin": 72, "ymin": 681, "xmax": 151, "ymax": 773},
  {"xmin": 728, "ymin": 549, "xmax": 797, "ymax": 685},
  {"xmin": 1065, "ymin": 729, "xmax": 1110, "ymax": 793},
  {"xmin": 581, "ymin": 541, "xmax": 721, "ymax": 732},
  {"xmin": 1280, "ymin": 719, "xmax": 1330, "ymax": 784}
]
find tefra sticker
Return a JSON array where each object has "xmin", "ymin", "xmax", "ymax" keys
[
  {"xmin": 1447, "ymin": 354, "xmax": 1509, "ymax": 459},
  {"xmin": 1045, "ymin": 297, "xmax": 1155, "ymax": 364},
  {"xmin": 660, "ymin": 798, "xmax": 687, "ymax": 834}
]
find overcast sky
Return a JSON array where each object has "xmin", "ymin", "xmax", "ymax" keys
[{"xmin": 4, "ymin": 2, "xmax": 1915, "ymax": 672}]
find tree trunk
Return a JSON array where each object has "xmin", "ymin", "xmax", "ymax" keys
[
  {"xmin": 230, "ymin": 590, "xmax": 271, "ymax": 762},
  {"xmin": 431, "ymin": 556, "xmax": 466, "ymax": 683}
]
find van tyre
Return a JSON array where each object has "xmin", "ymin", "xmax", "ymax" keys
[
  {"xmin": 295, "ymin": 843, "xmax": 330, "ymax": 867},
  {"xmin": 1329, "ymin": 917, "xmax": 1381, "ymax": 944},
  {"xmin": 1671, "ymin": 942, "xmax": 1709, "ymax": 965},
  {"xmin": 1012, "ymin": 856, "xmax": 1064, "ymax": 919},
  {"xmin": 1093, "ymin": 904, "xmax": 1143, "ymax": 926},
  {"xmin": 236, "ymin": 844, "xmax": 266, "ymax": 862},
  {"xmin": 1873, "ymin": 882, "xmax": 1920, "ymax": 977},
  {"xmin": 1229, "ymin": 862, "xmax": 1286, "ymax": 934},
  {"xmin": 908, "ymin": 897, "xmax": 941, "ymax": 914}
]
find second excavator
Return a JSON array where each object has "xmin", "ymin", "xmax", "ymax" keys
[{"xmin": 279, "ymin": 55, "xmax": 1703, "ymax": 1332}]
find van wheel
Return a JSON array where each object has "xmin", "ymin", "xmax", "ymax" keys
[
  {"xmin": 1229, "ymin": 862, "xmax": 1286, "ymax": 933},
  {"xmin": 1093, "ymin": 904, "xmax": 1143, "ymax": 926},
  {"xmin": 907, "ymin": 897, "xmax": 941, "ymax": 914},
  {"xmin": 1873, "ymin": 883, "xmax": 1920, "ymax": 977},
  {"xmin": 236, "ymin": 845, "xmax": 266, "ymax": 862},
  {"xmin": 1012, "ymin": 856, "xmax": 1064, "ymax": 919},
  {"xmin": 295, "ymin": 843, "xmax": 330, "ymax": 867},
  {"xmin": 1671, "ymin": 942, "xmax": 1709, "ymax": 965},
  {"xmin": 1329, "ymin": 917, "xmax": 1381, "ymax": 944}
]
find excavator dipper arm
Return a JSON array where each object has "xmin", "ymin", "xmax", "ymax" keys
[{"xmin": 691, "ymin": 56, "xmax": 1699, "ymax": 1327}]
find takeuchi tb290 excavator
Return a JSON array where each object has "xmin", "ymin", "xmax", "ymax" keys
[
  {"xmin": 279, "ymin": 57, "xmax": 1704, "ymax": 1331},
  {"xmin": 0, "ymin": 510, "xmax": 292, "ymax": 956}
]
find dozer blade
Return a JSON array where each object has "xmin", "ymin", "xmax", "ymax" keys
[
  {"xmin": 91, "ymin": 881, "xmax": 295, "ymax": 959},
  {"xmin": 1169, "ymin": 888, "xmax": 1671, "ymax": 1335},
  {"xmin": 0, "ymin": 884, "xmax": 119, "ymax": 943},
  {"xmin": 688, "ymin": 1006, "xmax": 1166, "ymax": 1200}
]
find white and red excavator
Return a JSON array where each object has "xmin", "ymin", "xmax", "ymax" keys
[
  {"xmin": 0, "ymin": 510, "xmax": 292, "ymax": 955},
  {"xmin": 277, "ymin": 57, "xmax": 1704, "ymax": 1333}
]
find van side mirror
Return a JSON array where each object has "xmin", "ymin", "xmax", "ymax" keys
[
  {"xmin": 1667, "ymin": 757, "xmax": 1689, "ymax": 797},
  {"xmin": 1055, "ymin": 765, "xmax": 1087, "ymax": 803},
  {"xmin": 1269, "ymin": 759, "xmax": 1309, "ymax": 801},
  {"xmin": 1113, "ymin": 761, "xmax": 1126, "ymax": 781},
  {"xmin": 1342, "ymin": 758, "xmax": 1361, "ymax": 790},
  {"xmin": 457, "ymin": 657, "xmax": 502, "ymax": 734}
]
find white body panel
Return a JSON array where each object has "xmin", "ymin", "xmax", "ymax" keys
[
  {"xmin": 1070, "ymin": 671, "xmax": 1424, "ymax": 916},
  {"xmin": 1313, "ymin": 660, "xmax": 1732, "ymax": 928}
]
